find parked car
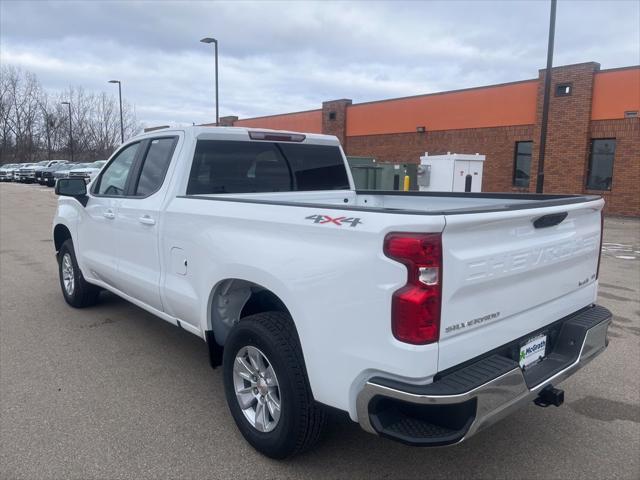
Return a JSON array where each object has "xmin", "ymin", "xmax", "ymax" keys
[
  {"xmin": 13, "ymin": 164, "xmax": 27, "ymax": 181},
  {"xmin": 0, "ymin": 164, "xmax": 20, "ymax": 181},
  {"xmin": 52, "ymin": 163, "xmax": 90, "ymax": 184},
  {"xmin": 67, "ymin": 165, "xmax": 90, "ymax": 181},
  {"xmin": 68, "ymin": 160, "xmax": 107, "ymax": 183},
  {"xmin": 42, "ymin": 163, "xmax": 73, "ymax": 187},
  {"xmin": 53, "ymin": 126, "xmax": 611, "ymax": 459},
  {"xmin": 16, "ymin": 163, "xmax": 41, "ymax": 183},
  {"xmin": 16, "ymin": 159, "xmax": 65, "ymax": 183},
  {"xmin": 35, "ymin": 160, "xmax": 69, "ymax": 184},
  {"xmin": 7, "ymin": 164, "xmax": 21, "ymax": 181}
]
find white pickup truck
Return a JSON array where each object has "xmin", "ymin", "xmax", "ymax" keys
[{"xmin": 53, "ymin": 126, "xmax": 611, "ymax": 458}]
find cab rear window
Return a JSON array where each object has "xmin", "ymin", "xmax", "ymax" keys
[{"xmin": 186, "ymin": 140, "xmax": 350, "ymax": 195}]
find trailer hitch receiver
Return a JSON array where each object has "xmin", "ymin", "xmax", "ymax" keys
[{"xmin": 534, "ymin": 385, "xmax": 565, "ymax": 407}]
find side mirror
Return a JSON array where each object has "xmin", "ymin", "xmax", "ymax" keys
[{"xmin": 55, "ymin": 178, "xmax": 88, "ymax": 206}]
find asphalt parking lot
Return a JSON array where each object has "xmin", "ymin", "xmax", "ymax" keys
[{"xmin": 1, "ymin": 182, "xmax": 639, "ymax": 479}]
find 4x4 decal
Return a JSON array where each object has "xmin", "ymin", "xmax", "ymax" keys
[{"xmin": 305, "ymin": 214, "xmax": 362, "ymax": 227}]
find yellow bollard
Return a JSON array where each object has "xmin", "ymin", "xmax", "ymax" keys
[{"xmin": 403, "ymin": 175, "xmax": 410, "ymax": 191}]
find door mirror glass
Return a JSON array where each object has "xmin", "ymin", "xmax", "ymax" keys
[{"xmin": 55, "ymin": 178, "xmax": 87, "ymax": 197}]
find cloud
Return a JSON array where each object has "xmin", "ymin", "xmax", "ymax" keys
[{"xmin": 1, "ymin": 0, "xmax": 638, "ymax": 127}]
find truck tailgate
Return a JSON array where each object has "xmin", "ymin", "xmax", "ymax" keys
[{"xmin": 438, "ymin": 200, "xmax": 603, "ymax": 371}]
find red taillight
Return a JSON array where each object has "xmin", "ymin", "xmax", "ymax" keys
[{"xmin": 384, "ymin": 233, "xmax": 442, "ymax": 345}]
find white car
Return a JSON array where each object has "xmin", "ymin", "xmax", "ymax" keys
[
  {"xmin": 14, "ymin": 159, "xmax": 68, "ymax": 183},
  {"xmin": 68, "ymin": 160, "xmax": 107, "ymax": 183},
  {"xmin": 16, "ymin": 162, "xmax": 40, "ymax": 183},
  {"xmin": 0, "ymin": 163, "xmax": 20, "ymax": 181},
  {"xmin": 52, "ymin": 126, "xmax": 611, "ymax": 458},
  {"xmin": 35, "ymin": 160, "xmax": 69, "ymax": 183}
]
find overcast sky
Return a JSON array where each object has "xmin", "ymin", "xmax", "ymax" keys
[{"xmin": 2, "ymin": 0, "xmax": 638, "ymax": 127}]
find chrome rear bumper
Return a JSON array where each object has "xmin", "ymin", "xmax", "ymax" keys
[{"xmin": 356, "ymin": 305, "xmax": 611, "ymax": 446}]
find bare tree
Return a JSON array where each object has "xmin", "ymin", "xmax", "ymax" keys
[
  {"xmin": 0, "ymin": 66, "xmax": 143, "ymax": 164},
  {"xmin": 0, "ymin": 66, "xmax": 16, "ymax": 161}
]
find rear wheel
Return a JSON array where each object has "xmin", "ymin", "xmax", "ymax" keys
[
  {"xmin": 222, "ymin": 311, "xmax": 326, "ymax": 459},
  {"xmin": 58, "ymin": 239, "xmax": 100, "ymax": 308},
  {"xmin": 232, "ymin": 345, "xmax": 282, "ymax": 433}
]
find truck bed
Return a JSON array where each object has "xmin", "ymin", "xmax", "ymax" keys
[
  {"xmin": 183, "ymin": 189, "xmax": 601, "ymax": 215},
  {"xmin": 177, "ymin": 187, "xmax": 604, "ymax": 374}
]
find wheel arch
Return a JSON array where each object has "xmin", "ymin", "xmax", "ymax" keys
[
  {"xmin": 53, "ymin": 223, "xmax": 72, "ymax": 253},
  {"xmin": 205, "ymin": 278, "xmax": 294, "ymax": 368}
]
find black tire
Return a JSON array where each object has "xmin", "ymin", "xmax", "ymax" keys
[
  {"xmin": 58, "ymin": 239, "xmax": 100, "ymax": 308},
  {"xmin": 223, "ymin": 311, "xmax": 326, "ymax": 459}
]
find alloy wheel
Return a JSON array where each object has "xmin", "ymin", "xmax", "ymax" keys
[
  {"xmin": 61, "ymin": 253, "xmax": 75, "ymax": 296},
  {"xmin": 232, "ymin": 345, "xmax": 282, "ymax": 432}
]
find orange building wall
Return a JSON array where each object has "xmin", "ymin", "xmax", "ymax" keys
[
  {"xmin": 345, "ymin": 80, "xmax": 539, "ymax": 136},
  {"xmin": 234, "ymin": 110, "xmax": 322, "ymax": 133},
  {"xmin": 591, "ymin": 67, "xmax": 640, "ymax": 120}
]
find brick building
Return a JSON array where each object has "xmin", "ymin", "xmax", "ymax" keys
[{"xmin": 221, "ymin": 62, "xmax": 640, "ymax": 216}]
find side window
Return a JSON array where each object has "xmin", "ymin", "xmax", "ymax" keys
[
  {"xmin": 279, "ymin": 143, "xmax": 350, "ymax": 190},
  {"xmin": 512, "ymin": 141, "xmax": 533, "ymax": 188},
  {"xmin": 134, "ymin": 137, "xmax": 176, "ymax": 196},
  {"xmin": 95, "ymin": 142, "xmax": 139, "ymax": 196},
  {"xmin": 187, "ymin": 140, "xmax": 291, "ymax": 194},
  {"xmin": 186, "ymin": 140, "xmax": 349, "ymax": 195}
]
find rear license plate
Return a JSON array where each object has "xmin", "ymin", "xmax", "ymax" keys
[{"xmin": 519, "ymin": 333, "xmax": 547, "ymax": 369}]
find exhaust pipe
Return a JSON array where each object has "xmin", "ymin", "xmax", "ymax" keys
[{"xmin": 534, "ymin": 385, "xmax": 565, "ymax": 407}]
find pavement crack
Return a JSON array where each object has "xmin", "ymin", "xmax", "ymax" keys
[{"xmin": 83, "ymin": 317, "xmax": 122, "ymax": 328}]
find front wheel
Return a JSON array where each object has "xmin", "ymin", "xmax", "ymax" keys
[
  {"xmin": 58, "ymin": 239, "xmax": 100, "ymax": 308},
  {"xmin": 222, "ymin": 311, "xmax": 326, "ymax": 459}
]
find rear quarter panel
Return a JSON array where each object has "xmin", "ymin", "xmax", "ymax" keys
[{"xmin": 161, "ymin": 196, "xmax": 445, "ymax": 418}]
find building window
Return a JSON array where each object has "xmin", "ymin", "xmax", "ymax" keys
[
  {"xmin": 624, "ymin": 111, "xmax": 638, "ymax": 118},
  {"xmin": 328, "ymin": 111, "xmax": 337, "ymax": 120},
  {"xmin": 586, "ymin": 139, "xmax": 616, "ymax": 191},
  {"xmin": 513, "ymin": 141, "xmax": 533, "ymax": 187},
  {"xmin": 555, "ymin": 83, "xmax": 572, "ymax": 96}
]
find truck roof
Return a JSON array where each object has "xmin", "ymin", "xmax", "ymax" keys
[{"xmin": 133, "ymin": 125, "xmax": 340, "ymax": 145}]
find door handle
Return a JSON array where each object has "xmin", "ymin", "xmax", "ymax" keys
[
  {"xmin": 103, "ymin": 209, "xmax": 115, "ymax": 219},
  {"xmin": 139, "ymin": 215, "xmax": 156, "ymax": 226}
]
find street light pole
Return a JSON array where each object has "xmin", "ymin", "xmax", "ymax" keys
[
  {"xmin": 200, "ymin": 37, "xmax": 219, "ymax": 125},
  {"xmin": 61, "ymin": 101, "xmax": 74, "ymax": 162},
  {"xmin": 108, "ymin": 80, "xmax": 124, "ymax": 143},
  {"xmin": 536, "ymin": 0, "xmax": 557, "ymax": 193}
]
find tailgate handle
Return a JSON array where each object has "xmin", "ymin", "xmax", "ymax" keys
[{"xmin": 533, "ymin": 212, "xmax": 568, "ymax": 228}]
